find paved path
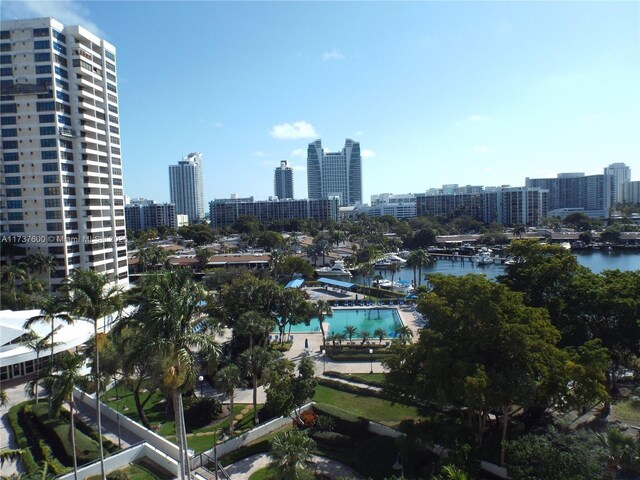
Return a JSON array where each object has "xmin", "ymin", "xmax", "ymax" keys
[
  {"xmin": 225, "ymin": 453, "xmax": 363, "ymax": 479},
  {"xmin": 1, "ymin": 375, "xmax": 35, "ymax": 477}
]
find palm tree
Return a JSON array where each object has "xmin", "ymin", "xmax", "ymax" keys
[
  {"xmin": 239, "ymin": 346, "xmax": 278, "ymax": 425},
  {"xmin": 406, "ymin": 251, "xmax": 421, "ymax": 287},
  {"xmin": 43, "ymin": 352, "xmax": 85, "ymax": 480},
  {"xmin": 414, "ymin": 249, "xmax": 432, "ymax": 287},
  {"xmin": 126, "ymin": 269, "xmax": 221, "ymax": 480},
  {"xmin": 217, "ymin": 365, "xmax": 241, "ymax": 434},
  {"xmin": 24, "ymin": 295, "xmax": 73, "ymax": 370},
  {"xmin": 394, "ymin": 325, "xmax": 413, "ymax": 344},
  {"xmin": 26, "ymin": 252, "xmax": 57, "ymax": 294},
  {"xmin": 235, "ymin": 311, "xmax": 270, "ymax": 349},
  {"xmin": 512, "ymin": 223, "xmax": 526, "ymax": 239},
  {"xmin": 63, "ymin": 269, "xmax": 124, "ymax": 480},
  {"xmin": 373, "ymin": 327, "xmax": 386, "ymax": 345},
  {"xmin": 600, "ymin": 427, "xmax": 640, "ymax": 479},
  {"xmin": 434, "ymin": 465, "xmax": 470, "ymax": 480},
  {"xmin": 1, "ymin": 264, "xmax": 27, "ymax": 302},
  {"xmin": 133, "ymin": 247, "xmax": 152, "ymax": 272},
  {"xmin": 344, "ymin": 326, "xmax": 358, "ymax": 345},
  {"xmin": 326, "ymin": 333, "xmax": 338, "ymax": 347},
  {"xmin": 335, "ymin": 333, "xmax": 346, "ymax": 346},
  {"xmin": 23, "ymin": 330, "xmax": 60, "ymax": 405},
  {"xmin": 357, "ymin": 263, "xmax": 374, "ymax": 299},
  {"xmin": 388, "ymin": 262, "xmax": 401, "ymax": 286},
  {"xmin": 269, "ymin": 429, "xmax": 316, "ymax": 480},
  {"xmin": 312, "ymin": 300, "xmax": 333, "ymax": 347},
  {"xmin": 360, "ymin": 329, "xmax": 371, "ymax": 346}
]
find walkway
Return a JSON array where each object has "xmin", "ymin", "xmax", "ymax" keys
[{"xmin": 224, "ymin": 453, "xmax": 363, "ymax": 479}]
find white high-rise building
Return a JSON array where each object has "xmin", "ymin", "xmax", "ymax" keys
[
  {"xmin": 169, "ymin": 152, "xmax": 204, "ymax": 223},
  {"xmin": 604, "ymin": 163, "xmax": 631, "ymax": 205},
  {"xmin": 0, "ymin": 17, "xmax": 128, "ymax": 287},
  {"xmin": 307, "ymin": 139, "xmax": 362, "ymax": 206}
]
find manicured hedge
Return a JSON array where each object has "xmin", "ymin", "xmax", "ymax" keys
[
  {"xmin": 316, "ymin": 378, "xmax": 387, "ymax": 400},
  {"xmin": 323, "ymin": 371, "xmax": 385, "ymax": 388},
  {"xmin": 312, "ymin": 403, "xmax": 369, "ymax": 438},
  {"xmin": 60, "ymin": 409, "xmax": 119, "ymax": 454},
  {"xmin": 8, "ymin": 402, "xmax": 39, "ymax": 474},
  {"xmin": 311, "ymin": 431, "xmax": 351, "ymax": 447},
  {"xmin": 30, "ymin": 403, "xmax": 101, "ymax": 466}
]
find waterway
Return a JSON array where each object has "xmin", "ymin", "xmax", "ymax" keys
[{"xmin": 354, "ymin": 250, "xmax": 640, "ymax": 283}]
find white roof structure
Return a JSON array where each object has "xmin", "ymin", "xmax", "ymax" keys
[{"xmin": 1, "ymin": 309, "xmax": 96, "ymax": 367}]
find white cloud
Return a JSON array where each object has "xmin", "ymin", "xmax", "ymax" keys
[
  {"xmin": 471, "ymin": 146, "xmax": 492, "ymax": 154},
  {"xmin": 361, "ymin": 149, "xmax": 376, "ymax": 159},
  {"xmin": 270, "ymin": 121, "xmax": 318, "ymax": 140},
  {"xmin": 3, "ymin": 0, "xmax": 103, "ymax": 37},
  {"xmin": 322, "ymin": 49, "xmax": 345, "ymax": 61},
  {"xmin": 290, "ymin": 148, "xmax": 306, "ymax": 157},
  {"xmin": 467, "ymin": 115, "xmax": 488, "ymax": 123}
]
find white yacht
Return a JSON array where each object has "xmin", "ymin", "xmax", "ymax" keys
[
  {"xmin": 473, "ymin": 248, "xmax": 494, "ymax": 265},
  {"xmin": 316, "ymin": 260, "xmax": 352, "ymax": 279},
  {"xmin": 374, "ymin": 253, "xmax": 407, "ymax": 268}
]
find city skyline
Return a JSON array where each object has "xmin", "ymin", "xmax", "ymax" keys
[{"xmin": 2, "ymin": 1, "xmax": 638, "ymax": 204}]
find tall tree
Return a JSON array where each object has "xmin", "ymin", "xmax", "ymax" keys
[
  {"xmin": 386, "ymin": 274, "xmax": 566, "ymax": 462},
  {"xmin": 63, "ymin": 269, "xmax": 124, "ymax": 480},
  {"xmin": 343, "ymin": 325, "xmax": 358, "ymax": 344},
  {"xmin": 24, "ymin": 329, "xmax": 60, "ymax": 405},
  {"xmin": 217, "ymin": 364, "xmax": 241, "ymax": 434},
  {"xmin": 42, "ymin": 352, "xmax": 86, "ymax": 480},
  {"xmin": 239, "ymin": 346, "xmax": 279, "ymax": 425},
  {"xmin": 124, "ymin": 269, "xmax": 221, "ymax": 480},
  {"xmin": 24, "ymin": 294, "xmax": 73, "ymax": 370},
  {"xmin": 312, "ymin": 300, "xmax": 333, "ymax": 347}
]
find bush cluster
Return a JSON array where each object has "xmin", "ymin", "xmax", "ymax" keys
[
  {"xmin": 30, "ymin": 403, "xmax": 101, "ymax": 466},
  {"xmin": 312, "ymin": 403, "xmax": 369, "ymax": 438},
  {"xmin": 8, "ymin": 402, "xmax": 39, "ymax": 474},
  {"xmin": 311, "ymin": 430, "xmax": 351, "ymax": 447},
  {"xmin": 182, "ymin": 396, "xmax": 222, "ymax": 429}
]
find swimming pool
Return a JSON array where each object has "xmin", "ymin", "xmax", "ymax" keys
[{"xmin": 286, "ymin": 308, "xmax": 402, "ymax": 337}]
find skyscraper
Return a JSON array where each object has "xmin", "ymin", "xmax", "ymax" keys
[
  {"xmin": 169, "ymin": 152, "xmax": 204, "ymax": 223},
  {"xmin": 274, "ymin": 160, "xmax": 294, "ymax": 199},
  {"xmin": 307, "ymin": 139, "xmax": 362, "ymax": 206},
  {"xmin": 0, "ymin": 17, "xmax": 128, "ymax": 287},
  {"xmin": 604, "ymin": 163, "xmax": 631, "ymax": 205}
]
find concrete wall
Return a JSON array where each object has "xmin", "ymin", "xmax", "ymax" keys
[
  {"xmin": 199, "ymin": 402, "xmax": 315, "ymax": 462},
  {"xmin": 56, "ymin": 443, "xmax": 179, "ymax": 480},
  {"xmin": 73, "ymin": 388, "xmax": 180, "ymax": 460}
]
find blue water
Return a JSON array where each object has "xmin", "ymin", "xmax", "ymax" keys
[
  {"xmin": 354, "ymin": 250, "xmax": 640, "ymax": 283},
  {"xmin": 287, "ymin": 308, "xmax": 401, "ymax": 337}
]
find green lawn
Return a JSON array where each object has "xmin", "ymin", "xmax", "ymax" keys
[
  {"xmin": 114, "ymin": 462, "xmax": 173, "ymax": 480},
  {"xmin": 613, "ymin": 396, "xmax": 640, "ymax": 423},
  {"xmin": 104, "ymin": 385, "xmax": 260, "ymax": 453},
  {"xmin": 248, "ymin": 466, "xmax": 279, "ymax": 480},
  {"xmin": 313, "ymin": 385, "xmax": 426, "ymax": 426}
]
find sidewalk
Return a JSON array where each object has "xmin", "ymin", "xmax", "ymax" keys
[{"xmin": 224, "ymin": 453, "xmax": 364, "ymax": 479}]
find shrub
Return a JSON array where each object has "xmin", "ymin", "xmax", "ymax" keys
[
  {"xmin": 298, "ymin": 409, "xmax": 318, "ymax": 429},
  {"xmin": 182, "ymin": 396, "xmax": 222, "ymax": 429},
  {"xmin": 30, "ymin": 403, "xmax": 101, "ymax": 466},
  {"xmin": 317, "ymin": 378, "xmax": 386, "ymax": 400},
  {"xmin": 8, "ymin": 402, "xmax": 39, "ymax": 474},
  {"xmin": 107, "ymin": 470, "xmax": 129, "ymax": 480},
  {"xmin": 311, "ymin": 431, "xmax": 351, "ymax": 447},
  {"xmin": 324, "ymin": 371, "xmax": 385, "ymax": 388},
  {"xmin": 314, "ymin": 415, "xmax": 335, "ymax": 432},
  {"xmin": 312, "ymin": 403, "xmax": 369, "ymax": 438}
]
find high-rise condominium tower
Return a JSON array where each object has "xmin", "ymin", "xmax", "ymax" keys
[
  {"xmin": 0, "ymin": 17, "xmax": 128, "ymax": 287},
  {"xmin": 604, "ymin": 163, "xmax": 631, "ymax": 205},
  {"xmin": 307, "ymin": 138, "xmax": 362, "ymax": 206},
  {"xmin": 169, "ymin": 152, "xmax": 204, "ymax": 223},
  {"xmin": 274, "ymin": 160, "xmax": 294, "ymax": 199}
]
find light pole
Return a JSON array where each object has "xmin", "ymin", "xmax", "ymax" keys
[
  {"xmin": 392, "ymin": 453, "xmax": 403, "ymax": 478},
  {"xmin": 369, "ymin": 348, "xmax": 373, "ymax": 374},
  {"xmin": 116, "ymin": 402, "xmax": 122, "ymax": 449},
  {"xmin": 198, "ymin": 375, "xmax": 204, "ymax": 397},
  {"xmin": 321, "ymin": 349, "xmax": 326, "ymax": 374}
]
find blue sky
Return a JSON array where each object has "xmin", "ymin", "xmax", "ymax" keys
[{"xmin": 3, "ymin": 1, "xmax": 639, "ymax": 204}]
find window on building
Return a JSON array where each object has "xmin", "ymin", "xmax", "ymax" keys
[
  {"xmin": 0, "ymin": 67, "xmax": 12, "ymax": 76},
  {"xmin": 7, "ymin": 200, "xmax": 22, "ymax": 209},
  {"xmin": 0, "ymin": 103, "xmax": 17, "ymax": 113},
  {"xmin": 40, "ymin": 126, "xmax": 56, "ymax": 135},
  {"xmin": 35, "ymin": 64, "xmax": 52, "ymax": 74},
  {"xmin": 52, "ymin": 42, "xmax": 66, "ymax": 55},
  {"xmin": 8, "ymin": 224, "xmax": 24, "ymax": 233},
  {"xmin": 4, "ymin": 152, "xmax": 18, "ymax": 161},
  {"xmin": 1, "ymin": 128, "xmax": 17, "ymax": 137},
  {"xmin": 0, "ymin": 55, "xmax": 11, "ymax": 64},
  {"xmin": 54, "ymin": 66, "xmax": 67, "ymax": 78},
  {"xmin": 34, "ymin": 52, "xmax": 50, "ymax": 62},
  {"xmin": 34, "ymin": 40, "xmax": 49, "ymax": 50},
  {"xmin": 33, "ymin": 28, "xmax": 49, "ymax": 37},
  {"xmin": 6, "ymin": 189, "xmax": 22, "ymax": 197},
  {"xmin": 5, "ymin": 176, "xmax": 20, "ymax": 185},
  {"xmin": 42, "ymin": 151, "xmax": 58, "ymax": 160},
  {"xmin": 43, "ymin": 175, "xmax": 58, "ymax": 184},
  {"xmin": 4, "ymin": 164, "xmax": 19, "ymax": 173},
  {"xmin": 37, "ymin": 101, "xmax": 55, "ymax": 111},
  {"xmin": 1, "ymin": 116, "xmax": 16, "ymax": 125},
  {"xmin": 47, "ymin": 223, "xmax": 63, "ymax": 232},
  {"xmin": 7, "ymin": 212, "xmax": 23, "ymax": 221},
  {"xmin": 39, "ymin": 114, "xmax": 55, "ymax": 123},
  {"xmin": 45, "ymin": 198, "xmax": 60, "ymax": 208},
  {"xmin": 2, "ymin": 140, "xmax": 17, "ymax": 149},
  {"xmin": 0, "ymin": 43, "xmax": 11, "ymax": 52}
]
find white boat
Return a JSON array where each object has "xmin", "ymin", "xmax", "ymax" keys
[
  {"xmin": 374, "ymin": 253, "xmax": 407, "ymax": 268},
  {"xmin": 376, "ymin": 279, "xmax": 393, "ymax": 288},
  {"xmin": 473, "ymin": 248, "xmax": 494, "ymax": 265},
  {"xmin": 315, "ymin": 260, "xmax": 352, "ymax": 278},
  {"xmin": 560, "ymin": 242, "xmax": 571, "ymax": 250},
  {"xmin": 392, "ymin": 280, "xmax": 414, "ymax": 294}
]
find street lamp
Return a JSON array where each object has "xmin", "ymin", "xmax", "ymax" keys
[
  {"xmin": 198, "ymin": 375, "xmax": 204, "ymax": 397},
  {"xmin": 369, "ymin": 348, "xmax": 373, "ymax": 374},
  {"xmin": 392, "ymin": 453, "xmax": 404, "ymax": 478},
  {"xmin": 321, "ymin": 349, "xmax": 326, "ymax": 374},
  {"xmin": 116, "ymin": 402, "xmax": 122, "ymax": 449}
]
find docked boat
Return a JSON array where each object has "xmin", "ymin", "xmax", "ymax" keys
[
  {"xmin": 374, "ymin": 253, "xmax": 407, "ymax": 268},
  {"xmin": 315, "ymin": 260, "xmax": 352, "ymax": 278},
  {"xmin": 473, "ymin": 248, "xmax": 494, "ymax": 265}
]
